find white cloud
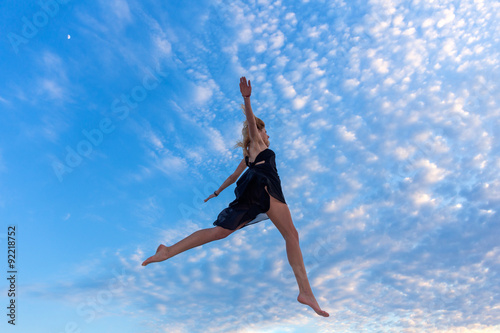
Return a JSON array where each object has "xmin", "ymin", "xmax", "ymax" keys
[
  {"xmin": 404, "ymin": 39, "xmax": 427, "ymax": 69},
  {"xmin": 238, "ymin": 27, "xmax": 253, "ymax": 44},
  {"xmin": 276, "ymin": 74, "xmax": 297, "ymax": 98},
  {"xmin": 285, "ymin": 12, "xmax": 297, "ymax": 25},
  {"xmin": 414, "ymin": 159, "xmax": 448, "ymax": 183},
  {"xmin": 249, "ymin": 63, "xmax": 267, "ymax": 72},
  {"xmin": 305, "ymin": 156, "xmax": 328, "ymax": 173},
  {"xmin": 394, "ymin": 146, "xmax": 416, "ymax": 160},
  {"xmin": 269, "ymin": 30, "xmax": 285, "ymax": 49},
  {"xmin": 39, "ymin": 79, "xmax": 64, "ymax": 100},
  {"xmin": 437, "ymin": 8, "xmax": 456, "ymax": 28},
  {"xmin": 365, "ymin": 152, "xmax": 379, "ymax": 163},
  {"xmin": 34, "ymin": 51, "xmax": 69, "ymax": 102},
  {"xmin": 411, "ymin": 191, "xmax": 435, "ymax": 206},
  {"xmin": 187, "ymin": 250, "xmax": 207, "ymax": 263},
  {"xmin": 337, "ymin": 125, "xmax": 356, "ymax": 142},
  {"xmin": 441, "ymin": 38, "xmax": 457, "ymax": 59},
  {"xmin": 147, "ymin": 131, "xmax": 164, "ymax": 150},
  {"xmin": 324, "ymin": 193, "xmax": 355, "ymax": 213},
  {"xmin": 309, "ymin": 60, "xmax": 326, "ymax": 76},
  {"xmin": 153, "ymin": 35, "xmax": 171, "ymax": 56},
  {"xmin": 204, "ymin": 127, "xmax": 226, "ymax": 154},
  {"xmin": 156, "ymin": 303, "xmax": 167, "ymax": 315},
  {"xmin": 155, "ymin": 153, "xmax": 187, "ymax": 176},
  {"xmin": 309, "ymin": 118, "xmax": 332, "ymax": 130},
  {"xmin": 372, "ymin": 58, "xmax": 390, "ymax": 74},
  {"xmin": 193, "ymin": 85, "xmax": 213, "ymax": 105},
  {"xmin": 292, "ymin": 95, "xmax": 309, "ymax": 109},
  {"xmin": 107, "ymin": 0, "xmax": 132, "ymax": 23},
  {"xmin": 344, "ymin": 78, "xmax": 360, "ymax": 89},
  {"xmin": 274, "ymin": 55, "xmax": 289, "ymax": 67},
  {"xmin": 254, "ymin": 40, "xmax": 267, "ymax": 53},
  {"xmin": 422, "ymin": 18, "xmax": 434, "ymax": 28}
]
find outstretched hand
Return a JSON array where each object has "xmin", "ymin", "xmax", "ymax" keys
[
  {"xmin": 204, "ymin": 193, "xmax": 217, "ymax": 202},
  {"xmin": 239, "ymin": 76, "xmax": 251, "ymax": 97}
]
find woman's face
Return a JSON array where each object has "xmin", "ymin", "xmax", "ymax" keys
[{"xmin": 259, "ymin": 128, "xmax": 270, "ymax": 146}]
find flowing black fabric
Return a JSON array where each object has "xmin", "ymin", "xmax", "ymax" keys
[{"xmin": 213, "ymin": 148, "xmax": 287, "ymax": 230}]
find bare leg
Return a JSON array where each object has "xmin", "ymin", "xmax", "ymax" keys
[
  {"xmin": 142, "ymin": 227, "xmax": 232, "ymax": 266},
  {"xmin": 287, "ymin": 237, "xmax": 329, "ymax": 317},
  {"xmin": 265, "ymin": 191, "xmax": 330, "ymax": 317}
]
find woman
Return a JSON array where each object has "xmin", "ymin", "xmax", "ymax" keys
[{"xmin": 142, "ymin": 77, "xmax": 329, "ymax": 317}]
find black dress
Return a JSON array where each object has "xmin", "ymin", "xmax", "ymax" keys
[{"xmin": 213, "ymin": 148, "xmax": 287, "ymax": 230}]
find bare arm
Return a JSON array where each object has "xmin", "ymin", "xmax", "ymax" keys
[
  {"xmin": 240, "ymin": 77, "xmax": 264, "ymax": 144},
  {"xmin": 204, "ymin": 158, "xmax": 247, "ymax": 202}
]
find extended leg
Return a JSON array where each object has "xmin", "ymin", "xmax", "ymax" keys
[
  {"xmin": 265, "ymin": 191, "xmax": 329, "ymax": 317},
  {"xmin": 142, "ymin": 226, "xmax": 233, "ymax": 266}
]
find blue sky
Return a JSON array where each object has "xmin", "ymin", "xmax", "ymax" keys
[{"xmin": 1, "ymin": 0, "xmax": 499, "ymax": 332}]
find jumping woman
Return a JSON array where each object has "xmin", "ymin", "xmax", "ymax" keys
[{"xmin": 142, "ymin": 77, "xmax": 329, "ymax": 317}]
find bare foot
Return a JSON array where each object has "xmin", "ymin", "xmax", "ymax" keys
[
  {"xmin": 142, "ymin": 244, "xmax": 170, "ymax": 266},
  {"xmin": 297, "ymin": 293, "xmax": 330, "ymax": 317}
]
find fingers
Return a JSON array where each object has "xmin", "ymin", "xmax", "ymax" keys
[{"xmin": 239, "ymin": 77, "xmax": 251, "ymax": 95}]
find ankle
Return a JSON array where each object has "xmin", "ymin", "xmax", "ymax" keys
[{"xmin": 298, "ymin": 290, "xmax": 314, "ymax": 297}]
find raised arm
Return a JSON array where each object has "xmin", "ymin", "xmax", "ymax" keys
[{"xmin": 239, "ymin": 77, "xmax": 264, "ymax": 144}]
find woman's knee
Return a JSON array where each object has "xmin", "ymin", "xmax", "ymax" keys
[
  {"xmin": 285, "ymin": 226, "xmax": 299, "ymax": 242},
  {"xmin": 213, "ymin": 226, "xmax": 233, "ymax": 240}
]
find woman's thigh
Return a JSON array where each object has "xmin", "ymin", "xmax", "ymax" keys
[{"xmin": 264, "ymin": 186, "xmax": 298, "ymax": 240}]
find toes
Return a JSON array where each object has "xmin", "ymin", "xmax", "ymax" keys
[
  {"xmin": 142, "ymin": 256, "xmax": 154, "ymax": 266},
  {"xmin": 142, "ymin": 246, "xmax": 169, "ymax": 267},
  {"xmin": 317, "ymin": 309, "xmax": 329, "ymax": 317},
  {"xmin": 318, "ymin": 309, "xmax": 329, "ymax": 317}
]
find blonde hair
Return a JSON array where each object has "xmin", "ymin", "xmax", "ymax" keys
[{"xmin": 234, "ymin": 105, "xmax": 266, "ymax": 157}]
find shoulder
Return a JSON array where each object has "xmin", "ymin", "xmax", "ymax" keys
[{"xmin": 248, "ymin": 140, "xmax": 267, "ymax": 154}]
